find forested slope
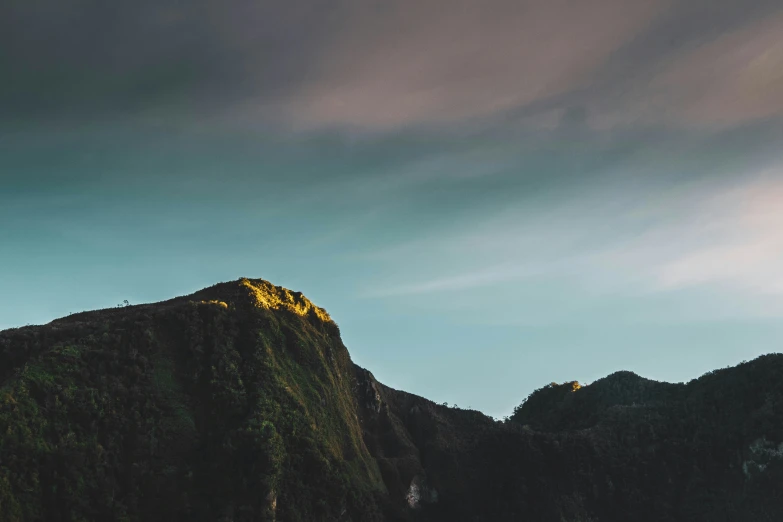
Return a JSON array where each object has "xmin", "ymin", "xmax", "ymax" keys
[{"xmin": 1, "ymin": 278, "xmax": 782, "ymax": 521}]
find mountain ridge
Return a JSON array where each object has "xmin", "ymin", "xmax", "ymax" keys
[{"xmin": 2, "ymin": 278, "xmax": 783, "ymax": 521}]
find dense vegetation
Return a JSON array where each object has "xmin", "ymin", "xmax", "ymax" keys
[
  {"xmin": 0, "ymin": 280, "xmax": 386, "ymax": 522},
  {"xmin": 2, "ymin": 278, "xmax": 783, "ymax": 521}
]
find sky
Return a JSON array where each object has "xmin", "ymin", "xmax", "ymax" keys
[{"xmin": 2, "ymin": 0, "xmax": 783, "ymax": 418}]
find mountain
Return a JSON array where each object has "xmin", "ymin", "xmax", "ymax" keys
[{"xmin": 1, "ymin": 278, "xmax": 783, "ymax": 522}]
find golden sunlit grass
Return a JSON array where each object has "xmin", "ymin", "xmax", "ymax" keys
[
  {"xmin": 200, "ymin": 299, "xmax": 228, "ymax": 309},
  {"xmin": 239, "ymin": 278, "xmax": 333, "ymax": 324}
]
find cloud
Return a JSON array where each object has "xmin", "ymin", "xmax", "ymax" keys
[
  {"xmin": 637, "ymin": 172, "xmax": 783, "ymax": 292},
  {"xmin": 594, "ymin": 9, "xmax": 783, "ymax": 129},
  {"xmin": 0, "ymin": 0, "xmax": 336, "ymax": 124},
  {"xmin": 660, "ymin": 11, "xmax": 783, "ymax": 127},
  {"xmin": 262, "ymin": 0, "xmax": 783, "ymax": 134},
  {"xmin": 562, "ymin": 168, "xmax": 783, "ymax": 296},
  {"xmin": 317, "ymin": 145, "xmax": 523, "ymax": 203},
  {"xmin": 4, "ymin": 0, "xmax": 783, "ymax": 136},
  {"xmin": 272, "ymin": 0, "xmax": 668, "ymax": 132},
  {"xmin": 363, "ymin": 264, "xmax": 540, "ymax": 297},
  {"xmin": 359, "ymin": 162, "xmax": 783, "ymax": 308}
]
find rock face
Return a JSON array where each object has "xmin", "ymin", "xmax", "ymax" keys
[{"xmin": 1, "ymin": 278, "xmax": 783, "ymax": 521}]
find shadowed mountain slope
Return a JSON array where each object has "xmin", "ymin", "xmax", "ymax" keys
[{"xmin": 1, "ymin": 278, "xmax": 783, "ymax": 521}]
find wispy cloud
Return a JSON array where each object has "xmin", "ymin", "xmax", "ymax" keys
[
  {"xmin": 272, "ymin": 0, "xmax": 668, "ymax": 132},
  {"xmin": 362, "ymin": 264, "xmax": 539, "ymax": 298},
  {"xmin": 360, "ymin": 164, "xmax": 783, "ymax": 313},
  {"xmin": 6, "ymin": 0, "xmax": 783, "ymax": 137},
  {"xmin": 610, "ymin": 170, "xmax": 783, "ymax": 292},
  {"xmin": 596, "ymin": 10, "xmax": 783, "ymax": 129}
]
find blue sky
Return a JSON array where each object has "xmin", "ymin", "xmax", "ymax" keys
[{"xmin": 2, "ymin": 0, "xmax": 783, "ymax": 417}]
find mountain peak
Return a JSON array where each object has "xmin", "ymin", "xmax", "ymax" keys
[
  {"xmin": 183, "ymin": 278, "xmax": 333, "ymax": 324},
  {"xmin": 47, "ymin": 278, "xmax": 336, "ymax": 332}
]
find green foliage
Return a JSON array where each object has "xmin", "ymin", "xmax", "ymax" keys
[
  {"xmin": 2, "ymin": 278, "xmax": 783, "ymax": 522},
  {"xmin": 491, "ymin": 357, "xmax": 783, "ymax": 521},
  {"xmin": 0, "ymin": 280, "xmax": 385, "ymax": 522}
]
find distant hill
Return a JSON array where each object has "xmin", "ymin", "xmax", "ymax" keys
[{"xmin": 1, "ymin": 278, "xmax": 782, "ymax": 521}]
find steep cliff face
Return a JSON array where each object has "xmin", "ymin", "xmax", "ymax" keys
[{"xmin": 2, "ymin": 279, "xmax": 783, "ymax": 522}]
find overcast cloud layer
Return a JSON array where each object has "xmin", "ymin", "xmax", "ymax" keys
[{"xmin": 4, "ymin": 0, "xmax": 783, "ymax": 131}]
